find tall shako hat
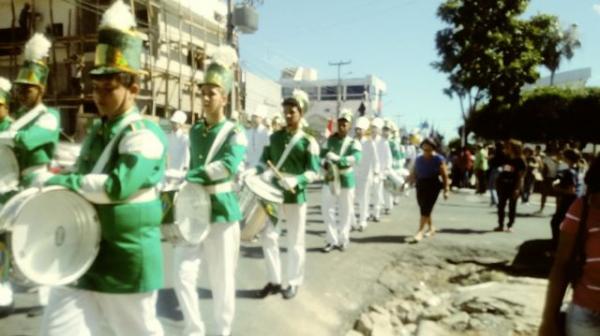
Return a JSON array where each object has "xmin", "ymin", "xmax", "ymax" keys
[
  {"xmin": 282, "ymin": 89, "xmax": 310, "ymax": 113},
  {"xmin": 0, "ymin": 78, "xmax": 12, "ymax": 105},
  {"xmin": 90, "ymin": 0, "xmax": 145, "ymax": 76},
  {"xmin": 202, "ymin": 45, "xmax": 239, "ymax": 95},
  {"xmin": 14, "ymin": 33, "xmax": 52, "ymax": 87}
]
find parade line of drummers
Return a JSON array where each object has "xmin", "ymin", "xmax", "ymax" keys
[{"xmin": 0, "ymin": 2, "xmax": 421, "ymax": 335}]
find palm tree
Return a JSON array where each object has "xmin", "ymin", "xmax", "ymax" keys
[{"xmin": 548, "ymin": 24, "xmax": 582, "ymax": 85}]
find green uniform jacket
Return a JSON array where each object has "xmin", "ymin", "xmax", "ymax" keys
[
  {"xmin": 320, "ymin": 133, "xmax": 362, "ymax": 189},
  {"xmin": 389, "ymin": 140, "xmax": 402, "ymax": 170},
  {"xmin": 46, "ymin": 107, "xmax": 167, "ymax": 293},
  {"xmin": 259, "ymin": 129, "xmax": 320, "ymax": 204},
  {"xmin": 186, "ymin": 118, "xmax": 247, "ymax": 224},
  {"xmin": 13, "ymin": 104, "xmax": 60, "ymax": 177},
  {"xmin": 0, "ymin": 117, "xmax": 11, "ymax": 132}
]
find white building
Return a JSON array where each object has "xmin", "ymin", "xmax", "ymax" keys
[
  {"xmin": 523, "ymin": 67, "xmax": 592, "ymax": 91},
  {"xmin": 242, "ymin": 71, "xmax": 282, "ymax": 121},
  {"xmin": 279, "ymin": 67, "xmax": 387, "ymax": 134}
]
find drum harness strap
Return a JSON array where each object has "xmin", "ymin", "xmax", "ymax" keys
[
  {"xmin": 203, "ymin": 121, "xmax": 236, "ymax": 195},
  {"xmin": 275, "ymin": 130, "xmax": 305, "ymax": 173},
  {"xmin": 88, "ymin": 112, "xmax": 157, "ymax": 204},
  {"xmin": 337, "ymin": 137, "xmax": 353, "ymax": 175},
  {"xmin": 8, "ymin": 104, "xmax": 47, "ymax": 132}
]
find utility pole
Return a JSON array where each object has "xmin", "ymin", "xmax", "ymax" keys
[
  {"xmin": 329, "ymin": 60, "xmax": 352, "ymax": 117},
  {"xmin": 226, "ymin": 0, "xmax": 236, "ymax": 119}
]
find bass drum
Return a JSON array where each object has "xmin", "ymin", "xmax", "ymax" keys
[
  {"xmin": 163, "ymin": 182, "xmax": 211, "ymax": 245},
  {"xmin": 0, "ymin": 187, "xmax": 101, "ymax": 286},
  {"xmin": 0, "ymin": 145, "xmax": 19, "ymax": 195}
]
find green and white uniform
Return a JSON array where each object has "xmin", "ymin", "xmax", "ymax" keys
[
  {"xmin": 321, "ymin": 133, "xmax": 361, "ymax": 247},
  {"xmin": 257, "ymin": 128, "xmax": 320, "ymax": 287},
  {"xmin": 46, "ymin": 106, "xmax": 167, "ymax": 293},
  {"xmin": 0, "ymin": 117, "xmax": 11, "ymax": 132}
]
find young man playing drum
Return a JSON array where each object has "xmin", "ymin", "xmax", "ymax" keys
[
  {"xmin": 253, "ymin": 89, "xmax": 320, "ymax": 300},
  {"xmin": 41, "ymin": 2, "xmax": 167, "ymax": 335},
  {"xmin": 172, "ymin": 45, "xmax": 246, "ymax": 336},
  {"xmin": 321, "ymin": 109, "xmax": 362, "ymax": 253}
]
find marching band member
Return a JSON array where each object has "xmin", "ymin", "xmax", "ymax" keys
[
  {"xmin": 173, "ymin": 45, "xmax": 246, "ymax": 336},
  {"xmin": 0, "ymin": 77, "xmax": 14, "ymax": 317},
  {"xmin": 370, "ymin": 117, "xmax": 392, "ymax": 222},
  {"xmin": 245, "ymin": 104, "xmax": 270, "ymax": 168},
  {"xmin": 164, "ymin": 110, "xmax": 190, "ymax": 186},
  {"xmin": 321, "ymin": 109, "xmax": 362, "ymax": 252},
  {"xmin": 0, "ymin": 33, "xmax": 60, "ymax": 315},
  {"xmin": 353, "ymin": 116, "xmax": 378, "ymax": 231},
  {"xmin": 41, "ymin": 2, "xmax": 166, "ymax": 334},
  {"xmin": 254, "ymin": 89, "xmax": 320, "ymax": 299}
]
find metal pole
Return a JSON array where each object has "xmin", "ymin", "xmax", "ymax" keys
[
  {"xmin": 328, "ymin": 60, "xmax": 352, "ymax": 118},
  {"xmin": 226, "ymin": 0, "xmax": 236, "ymax": 120}
]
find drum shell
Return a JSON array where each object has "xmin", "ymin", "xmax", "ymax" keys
[
  {"xmin": 239, "ymin": 187, "xmax": 268, "ymax": 242},
  {"xmin": 384, "ymin": 172, "xmax": 406, "ymax": 196},
  {"xmin": 169, "ymin": 183, "xmax": 211, "ymax": 245}
]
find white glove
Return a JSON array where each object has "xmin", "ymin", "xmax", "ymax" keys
[
  {"xmin": 278, "ymin": 176, "xmax": 298, "ymax": 191},
  {"xmin": 0, "ymin": 131, "xmax": 16, "ymax": 147},
  {"xmin": 260, "ymin": 169, "xmax": 275, "ymax": 183},
  {"xmin": 30, "ymin": 171, "xmax": 55, "ymax": 188},
  {"xmin": 239, "ymin": 167, "xmax": 257, "ymax": 181},
  {"xmin": 326, "ymin": 152, "xmax": 340, "ymax": 162}
]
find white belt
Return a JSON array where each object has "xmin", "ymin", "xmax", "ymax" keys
[
  {"xmin": 339, "ymin": 167, "xmax": 353, "ymax": 174},
  {"xmin": 127, "ymin": 188, "xmax": 159, "ymax": 203},
  {"xmin": 204, "ymin": 181, "xmax": 233, "ymax": 194},
  {"xmin": 21, "ymin": 165, "xmax": 48, "ymax": 177}
]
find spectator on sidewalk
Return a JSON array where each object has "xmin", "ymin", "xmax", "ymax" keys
[
  {"xmin": 538, "ymin": 143, "xmax": 560, "ymax": 214},
  {"xmin": 539, "ymin": 154, "xmax": 600, "ymax": 336},
  {"xmin": 488, "ymin": 142, "xmax": 505, "ymax": 206},
  {"xmin": 474, "ymin": 144, "xmax": 489, "ymax": 194},
  {"xmin": 522, "ymin": 146, "xmax": 541, "ymax": 204},
  {"xmin": 494, "ymin": 140, "xmax": 526, "ymax": 232},
  {"xmin": 409, "ymin": 138, "xmax": 449, "ymax": 242}
]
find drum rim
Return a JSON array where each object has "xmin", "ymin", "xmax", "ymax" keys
[
  {"xmin": 173, "ymin": 182, "xmax": 211, "ymax": 244},
  {"xmin": 244, "ymin": 175, "xmax": 284, "ymax": 204}
]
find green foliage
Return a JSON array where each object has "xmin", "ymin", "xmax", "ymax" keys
[{"xmin": 467, "ymin": 87, "xmax": 600, "ymax": 142}]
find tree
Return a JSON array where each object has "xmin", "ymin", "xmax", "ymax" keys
[
  {"xmin": 529, "ymin": 15, "xmax": 582, "ymax": 85},
  {"xmin": 433, "ymin": 0, "xmax": 544, "ymax": 145}
]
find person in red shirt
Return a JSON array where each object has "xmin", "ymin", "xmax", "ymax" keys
[{"xmin": 539, "ymin": 154, "xmax": 600, "ymax": 336}]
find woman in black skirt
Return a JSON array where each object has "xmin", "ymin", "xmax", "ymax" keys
[{"xmin": 410, "ymin": 138, "xmax": 450, "ymax": 241}]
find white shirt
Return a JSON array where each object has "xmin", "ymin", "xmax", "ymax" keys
[
  {"xmin": 374, "ymin": 135, "xmax": 392, "ymax": 174},
  {"xmin": 245, "ymin": 124, "xmax": 270, "ymax": 168},
  {"xmin": 356, "ymin": 136, "xmax": 379, "ymax": 178},
  {"xmin": 166, "ymin": 129, "xmax": 190, "ymax": 172}
]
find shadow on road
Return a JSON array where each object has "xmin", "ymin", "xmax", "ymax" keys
[
  {"xmin": 350, "ymin": 235, "xmax": 409, "ymax": 244},
  {"xmin": 438, "ymin": 228, "xmax": 490, "ymax": 235}
]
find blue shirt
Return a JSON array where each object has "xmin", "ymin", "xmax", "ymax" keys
[{"xmin": 415, "ymin": 153, "xmax": 445, "ymax": 180}]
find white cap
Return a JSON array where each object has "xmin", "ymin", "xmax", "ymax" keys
[
  {"xmin": 371, "ymin": 117, "xmax": 384, "ymax": 129},
  {"xmin": 170, "ymin": 110, "xmax": 187, "ymax": 125},
  {"xmin": 355, "ymin": 116, "xmax": 370, "ymax": 130},
  {"xmin": 250, "ymin": 104, "xmax": 268, "ymax": 118}
]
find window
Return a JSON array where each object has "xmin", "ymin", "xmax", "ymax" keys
[
  {"xmin": 320, "ymin": 86, "xmax": 338, "ymax": 101},
  {"xmin": 346, "ymin": 85, "xmax": 367, "ymax": 100},
  {"xmin": 301, "ymin": 87, "xmax": 318, "ymax": 100}
]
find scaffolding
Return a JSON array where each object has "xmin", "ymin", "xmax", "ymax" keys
[{"xmin": 0, "ymin": 0, "xmax": 233, "ymax": 137}]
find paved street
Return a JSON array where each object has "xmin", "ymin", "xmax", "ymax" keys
[{"xmin": 0, "ymin": 186, "xmax": 554, "ymax": 336}]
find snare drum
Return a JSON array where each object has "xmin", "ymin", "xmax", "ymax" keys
[
  {"xmin": 161, "ymin": 182, "xmax": 211, "ymax": 245},
  {"xmin": 0, "ymin": 187, "xmax": 101, "ymax": 286},
  {"xmin": 239, "ymin": 175, "xmax": 282, "ymax": 242}
]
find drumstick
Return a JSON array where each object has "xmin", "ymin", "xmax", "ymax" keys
[{"xmin": 267, "ymin": 160, "xmax": 296, "ymax": 194}]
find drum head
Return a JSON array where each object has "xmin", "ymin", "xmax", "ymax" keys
[
  {"xmin": 8, "ymin": 187, "xmax": 100, "ymax": 286},
  {"xmin": 244, "ymin": 175, "xmax": 283, "ymax": 204},
  {"xmin": 0, "ymin": 145, "xmax": 19, "ymax": 193},
  {"xmin": 174, "ymin": 183, "xmax": 211, "ymax": 244}
]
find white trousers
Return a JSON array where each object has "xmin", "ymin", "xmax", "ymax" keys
[
  {"xmin": 40, "ymin": 286, "xmax": 163, "ymax": 336},
  {"xmin": 355, "ymin": 173, "xmax": 373, "ymax": 229},
  {"xmin": 372, "ymin": 177, "xmax": 384, "ymax": 219},
  {"xmin": 384, "ymin": 189, "xmax": 394, "ymax": 211},
  {"xmin": 322, "ymin": 187, "xmax": 354, "ymax": 246},
  {"xmin": 173, "ymin": 222, "xmax": 240, "ymax": 336},
  {"xmin": 261, "ymin": 203, "xmax": 307, "ymax": 287}
]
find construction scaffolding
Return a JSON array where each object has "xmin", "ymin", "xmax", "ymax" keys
[{"xmin": 0, "ymin": 0, "xmax": 235, "ymax": 138}]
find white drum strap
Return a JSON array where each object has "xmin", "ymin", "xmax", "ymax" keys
[
  {"xmin": 339, "ymin": 136, "xmax": 351, "ymax": 157},
  {"xmin": 205, "ymin": 121, "xmax": 235, "ymax": 165},
  {"xmin": 275, "ymin": 130, "xmax": 305, "ymax": 170},
  {"xmin": 9, "ymin": 104, "xmax": 46, "ymax": 132},
  {"xmin": 91, "ymin": 113, "xmax": 143, "ymax": 174}
]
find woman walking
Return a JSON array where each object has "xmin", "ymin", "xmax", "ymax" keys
[
  {"xmin": 494, "ymin": 139, "xmax": 526, "ymax": 232},
  {"xmin": 411, "ymin": 138, "xmax": 449, "ymax": 241},
  {"xmin": 539, "ymin": 154, "xmax": 600, "ymax": 336}
]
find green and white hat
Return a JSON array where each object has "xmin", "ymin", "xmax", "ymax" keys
[
  {"xmin": 90, "ymin": 0, "xmax": 145, "ymax": 76},
  {"xmin": 14, "ymin": 33, "xmax": 51, "ymax": 88},
  {"xmin": 0, "ymin": 78, "xmax": 12, "ymax": 105},
  {"xmin": 282, "ymin": 89, "xmax": 310, "ymax": 113},
  {"xmin": 202, "ymin": 45, "xmax": 239, "ymax": 95}
]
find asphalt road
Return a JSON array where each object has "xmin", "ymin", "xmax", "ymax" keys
[{"xmin": 0, "ymin": 186, "xmax": 554, "ymax": 336}]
